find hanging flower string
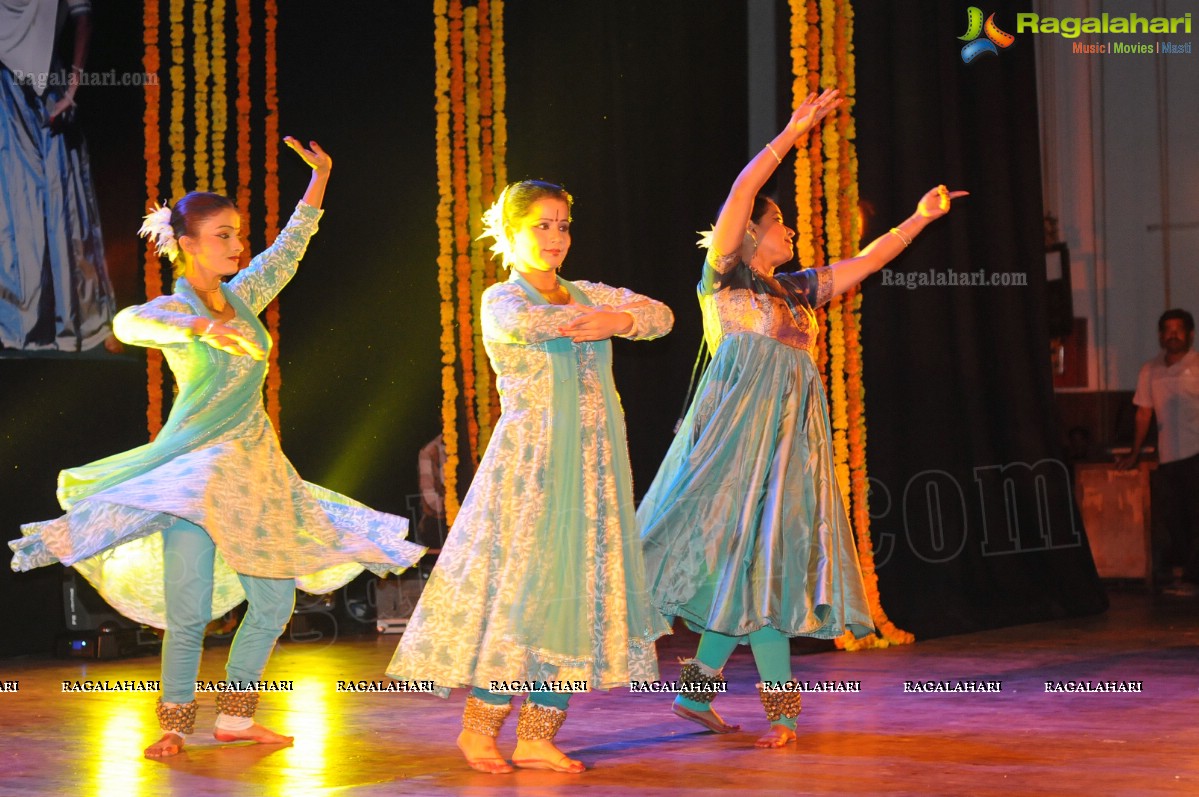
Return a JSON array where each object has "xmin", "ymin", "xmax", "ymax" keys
[
  {"xmin": 435, "ymin": 0, "xmax": 508, "ymax": 522},
  {"xmin": 806, "ymin": 0, "xmax": 828, "ymax": 381},
  {"xmin": 263, "ymin": 0, "xmax": 282, "ymax": 435},
  {"xmin": 143, "ymin": 0, "xmax": 164, "ymax": 438},
  {"xmin": 210, "ymin": 0, "xmax": 227, "ymax": 196},
  {"xmin": 168, "ymin": 0, "xmax": 185, "ymax": 202},
  {"xmin": 448, "ymin": 0, "xmax": 480, "ymax": 468},
  {"xmin": 476, "ymin": 0, "xmax": 498, "ymax": 446},
  {"xmin": 835, "ymin": 0, "xmax": 912, "ymax": 650},
  {"xmin": 235, "ymin": 0, "xmax": 251, "ymax": 233},
  {"xmin": 784, "ymin": 0, "xmax": 911, "ymax": 650},
  {"xmin": 789, "ymin": 0, "xmax": 813, "ymax": 274},
  {"xmin": 433, "ymin": 0, "xmax": 461, "ymax": 522},
  {"xmin": 431, "ymin": 0, "xmax": 505, "ymax": 522},
  {"xmin": 487, "ymin": 0, "xmax": 507, "ymax": 427},
  {"xmin": 464, "ymin": 7, "xmax": 490, "ymax": 462},
  {"xmin": 143, "ymin": 0, "xmax": 282, "ymax": 448},
  {"xmin": 192, "ymin": 0, "xmax": 210, "ymax": 189}
]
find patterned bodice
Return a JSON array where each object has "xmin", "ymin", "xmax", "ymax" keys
[{"xmin": 699, "ymin": 250, "xmax": 833, "ymax": 354}]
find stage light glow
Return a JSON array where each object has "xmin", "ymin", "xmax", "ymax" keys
[
  {"xmin": 260, "ymin": 673, "xmax": 331, "ymax": 795},
  {"xmin": 87, "ymin": 695, "xmax": 153, "ymax": 797},
  {"xmin": 319, "ymin": 383, "xmax": 425, "ymax": 499}
]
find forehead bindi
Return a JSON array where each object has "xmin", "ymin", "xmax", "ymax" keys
[{"xmin": 524, "ymin": 199, "xmax": 569, "ymax": 223}]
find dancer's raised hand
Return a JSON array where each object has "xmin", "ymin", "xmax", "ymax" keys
[{"xmin": 284, "ymin": 136, "xmax": 332, "ymax": 175}]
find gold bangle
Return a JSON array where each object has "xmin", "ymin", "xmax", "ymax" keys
[
  {"xmin": 765, "ymin": 142, "xmax": 783, "ymax": 165},
  {"xmin": 889, "ymin": 227, "xmax": 912, "ymax": 248}
]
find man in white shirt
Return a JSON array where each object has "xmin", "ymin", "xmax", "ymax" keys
[{"xmin": 1119, "ymin": 309, "xmax": 1199, "ymax": 595}]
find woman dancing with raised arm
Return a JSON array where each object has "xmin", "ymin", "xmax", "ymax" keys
[
  {"xmin": 638, "ymin": 89, "xmax": 966, "ymax": 747},
  {"xmin": 388, "ymin": 180, "xmax": 674, "ymax": 774},
  {"xmin": 11, "ymin": 138, "xmax": 425, "ymax": 757}
]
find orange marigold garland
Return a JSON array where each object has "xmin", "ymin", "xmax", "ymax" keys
[
  {"xmin": 145, "ymin": 0, "xmax": 286, "ymax": 446},
  {"xmin": 263, "ymin": 0, "xmax": 282, "ymax": 435},
  {"xmin": 464, "ymin": 7, "xmax": 491, "ymax": 459},
  {"xmin": 168, "ymin": 0, "xmax": 185, "ymax": 202},
  {"xmin": 210, "ymin": 0, "xmax": 228, "ymax": 196},
  {"xmin": 192, "ymin": 0, "xmax": 210, "ymax": 189},
  {"xmin": 235, "ymin": 0, "xmax": 252, "ymax": 232},
  {"xmin": 156, "ymin": 0, "xmax": 188, "ymax": 437},
  {"xmin": 835, "ymin": 0, "xmax": 912, "ymax": 650},
  {"xmin": 818, "ymin": 0, "xmax": 849, "ymax": 509},
  {"xmin": 490, "ymin": 0, "xmax": 507, "ymax": 190},
  {"xmin": 448, "ymin": 0, "xmax": 480, "ymax": 467},
  {"xmin": 788, "ymin": 0, "xmax": 813, "ymax": 274},
  {"xmin": 805, "ymin": 0, "xmax": 827, "ymax": 381},
  {"xmin": 833, "ymin": 5, "xmax": 854, "ymax": 264},
  {"xmin": 143, "ymin": 0, "xmax": 164, "ymax": 438},
  {"xmin": 477, "ymin": 0, "xmax": 501, "ymax": 439},
  {"xmin": 435, "ymin": 0, "xmax": 507, "ymax": 521},
  {"xmin": 785, "ymin": 0, "xmax": 911, "ymax": 650},
  {"xmin": 433, "ymin": 0, "xmax": 461, "ymax": 522},
  {"xmin": 477, "ymin": 0, "xmax": 494, "ymax": 205},
  {"xmin": 487, "ymin": 0, "xmax": 506, "ymax": 427}
]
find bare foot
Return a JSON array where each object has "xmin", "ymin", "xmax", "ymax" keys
[
  {"xmin": 213, "ymin": 722, "xmax": 294, "ymax": 745},
  {"xmin": 672, "ymin": 701, "xmax": 741, "ymax": 733},
  {"xmin": 754, "ymin": 724, "xmax": 796, "ymax": 748},
  {"xmin": 144, "ymin": 732, "xmax": 185, "ymax": 758},
  {"xmin": 456, "ymin": 729, "xmax": 513, "ymax": 774},
  {"xmin": 512, "ymin": 738, "xmax": 585, "ymax": 773}
]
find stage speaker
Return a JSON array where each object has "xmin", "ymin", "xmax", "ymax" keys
[
  {"xmin": 62, "ymin": 571, "xmax": 134, "ymax": 632},
  {"xmin": 58, "ymin": 572, "xmax": 159, "ymax": 659},
  {"xmin": 57, "ymin": 626, "xmax": 160, "ymax": 660}
]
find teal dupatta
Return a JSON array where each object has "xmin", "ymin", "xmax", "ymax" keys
[
  {"xmin": 57, "ymin": 278, "xmax": 268, "ymax": 508},
  {"xmin": 505, "ymin": 272, "xmax": 658, "ymax": 665}
]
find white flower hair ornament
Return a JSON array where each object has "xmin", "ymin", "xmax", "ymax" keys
[
  {"xmin": 138, "ymin": 203, "xmax": 179, "ymax": 262},
  {"xmin": 696, "ymin": 225, "xmax": 757, "ymax": 254},
  {"xmin": 477, "ymin": 185, "xmax": 513, "ymax": 268}
]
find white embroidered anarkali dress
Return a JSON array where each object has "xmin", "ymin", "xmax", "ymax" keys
[
  {"xmin": 11, "ymin": 202, "xmax": 425, "ymax": 626},
  {"xmin": 388, "ymin": 274, "xmax": 673, "ymax": 693}
]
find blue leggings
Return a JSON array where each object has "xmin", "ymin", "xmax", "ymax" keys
[
  {"xmin": 161, "ymin": 518, "xmax": 296, "ymax": 704},
  {"xmin": 470, "ymin": 686, "xmax": 571, "ymax": 712},
  {"xmin": 676, "ymin": 626, "xmax": 796, "ymax": 728}
]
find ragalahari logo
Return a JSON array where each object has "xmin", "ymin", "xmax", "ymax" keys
[{"xmin": 959, "ymin": 7, "xmax": 1016, "ymax": 63}]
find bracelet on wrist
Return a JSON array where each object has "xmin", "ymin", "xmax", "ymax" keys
[
  {"xmin": 765, "ymin": 142, "xmax": 783, "ymax": 165},
  {"xmin": 889, "ymin": 227, "xmax": 913, "ymax": 248}
]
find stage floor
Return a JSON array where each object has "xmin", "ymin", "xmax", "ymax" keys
[{"xmin": 0, "ymin": 590, "xmax": 1194, "ymax": 797}]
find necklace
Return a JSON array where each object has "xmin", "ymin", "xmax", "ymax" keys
[
  {"xmin": 193, "ymin": 283, "xmax": 229, "ymax": 315},
  {"xmin": 194, "ymin": 284, "xmax": 224, "ymax": 301},
  {"xmin": 537, "ymin": 283, "xmax": 569, "ymax": 304},
  {"xmin": 534, "ymin": 279, "xmax": 570, "ymax": 302}
]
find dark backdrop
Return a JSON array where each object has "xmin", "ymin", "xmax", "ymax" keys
[
  {"xmin": 0, "ymin": 1, "xmax": 1104, "ymax": 658},
  {"xmin": 853, "ymin": 0, "xmax": 1107, "ymax": 635}
]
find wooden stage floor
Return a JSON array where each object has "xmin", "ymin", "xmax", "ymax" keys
[{"xmin": 0, "ymin": 589, "xmax": 1194, "ymax": 797}]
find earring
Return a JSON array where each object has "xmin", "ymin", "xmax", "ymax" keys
[{"xmin": 744, "ymin": 229, "xmax": 759, "ymax": 256}]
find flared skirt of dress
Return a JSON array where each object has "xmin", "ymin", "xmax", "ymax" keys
[
  {"xmin": 387, "ymin": 406, "xmax": 667, "ymax": 694},
  {"xmin": 10, "ymin": 420, "xmax": 424, "ymax": 628},
  {"xmin": 638, "ymin": 333, "xmax": 874, "ymax": 640}
]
